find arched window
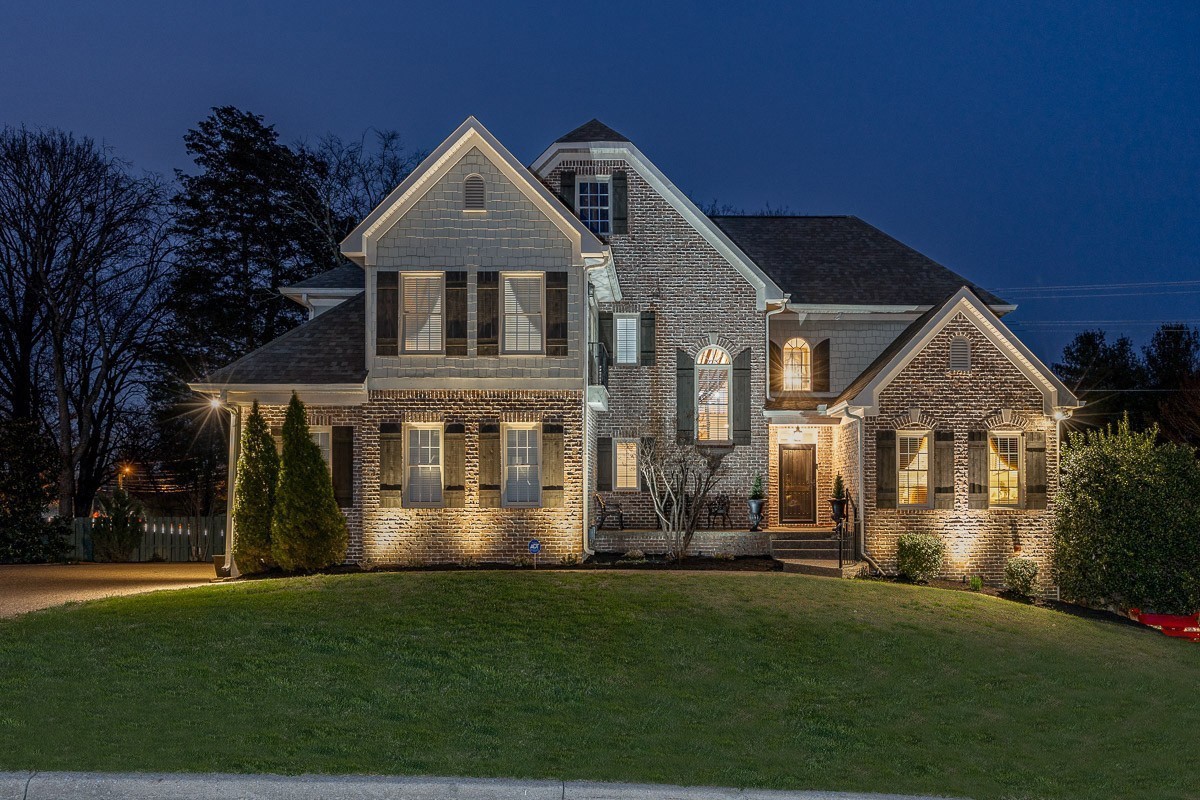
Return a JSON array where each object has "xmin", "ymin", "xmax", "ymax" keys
[
  {"xmin": 782, "ymin": 338, "xmax": 812, "ymax": 391},
  {"xmin": 696, "ymin": 346, "xmax": 732, "ymax": 441},
  {"xmin": 463, "ymin": 175, "xmax": 486, "ymax": 211},
  {"xmin": 949, "ymin": 336, "xmax": 971, "ymax": 371}
]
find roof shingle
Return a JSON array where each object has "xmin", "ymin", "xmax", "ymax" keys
[
  {"xmin": 555, "ymin": 119, "xmax": 630, "ymax": 144},
  {"xmin": 285, "ymin": 264, "xmax": 364, "ymax": 291}
]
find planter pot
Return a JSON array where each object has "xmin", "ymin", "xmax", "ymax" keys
[
  {"xmin": 747, "ymin": 498, "xmax": 766, "ymax": 532},
  {"xmin": 829, "ymin": 497, "xmax": 849, "ymax": 523}
]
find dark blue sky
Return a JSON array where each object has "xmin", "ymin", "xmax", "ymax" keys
[{"xmin": 4, "ymin": 0, "xmax": 1197, "ymax": 363}]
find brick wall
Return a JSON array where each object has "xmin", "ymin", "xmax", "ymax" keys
[
  {"xmin": 862, "ymin": 313, "xmax": 1059, "ymax": 586},
  {"xmin": 765, "ymin": 425, "xmax": 837, "ymax": 529}
]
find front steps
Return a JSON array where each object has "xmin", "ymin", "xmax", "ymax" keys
[{"xmin": 770, "ymin": 529, "xmax": 861, "ymax": 578}]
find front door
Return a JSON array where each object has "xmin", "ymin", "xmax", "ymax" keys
[{"xmin": 779, "ymin": 444, "xmax": 816, "ymax": 524}]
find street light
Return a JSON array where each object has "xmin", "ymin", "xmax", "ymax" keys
[
  {"xmin": 118, "ymin": 464, "xmax": 132, "ymax": 490},
  {"xmin": 204, "ymin": 393, "xmax": 241, "ymax": 579}
]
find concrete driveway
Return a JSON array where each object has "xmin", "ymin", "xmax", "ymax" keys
[{"xmin": 0, "ymin": 562, "xmax": 216, "ymax": 619}]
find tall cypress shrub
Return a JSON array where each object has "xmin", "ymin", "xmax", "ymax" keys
[
  {"xmin": 232, "ymin": 401, "xmax": 278, "ymax": 573},
  {"xmin": 270, "ymin": 393, "xmax": 347, "ymax": 571}
]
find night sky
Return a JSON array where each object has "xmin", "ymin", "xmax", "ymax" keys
[{"xmin": 3, "ymin": 1, "xmax": 1197, "ymax": 363}]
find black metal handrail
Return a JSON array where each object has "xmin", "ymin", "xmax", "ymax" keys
[{"xmin": 589, "ymin": 342, "xmax": 609, "ymax": 388}]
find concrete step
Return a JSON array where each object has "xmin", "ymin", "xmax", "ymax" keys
[
  {"xmin": 776, "ymin": 558, "xmax": 865, "ymax": 578},
  {"xmin": 771, "ymin": 536, "xmax": 840, "ymax": 548}
]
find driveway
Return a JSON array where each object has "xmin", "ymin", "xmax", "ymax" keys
[{"xmin": 0, "ymin": 562, "xmax": 216, "ymax": 619}]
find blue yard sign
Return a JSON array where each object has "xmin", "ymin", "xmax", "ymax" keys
[{"xmin": 528, "ymin": 539, "xmax": 541, "ymax": 555}]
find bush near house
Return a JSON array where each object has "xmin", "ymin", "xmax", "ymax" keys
[
  {"xmin": 1005, "ymin": 556, "xmax": 1039, "ymax": 598},
  {"xmin": 1054, "ymin": 419, "xmax": 1200, "ymax": 614},
  {"xmin": 270, "ymin": 394, "xmax": 347, "ymax": 572},
  {"xmin": 897, "ymin": 533, "xmax": 945, "ymax": 583},
  {"xmin": 232, "ymin": 401, "xmax": 279, "ymax": 573}
]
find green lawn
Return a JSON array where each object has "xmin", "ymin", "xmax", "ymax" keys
[{"xmin": 1, "ymin": 571, "xmax": 1196, "ymax": 800}]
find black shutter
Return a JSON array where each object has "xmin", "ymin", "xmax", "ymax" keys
[
  {"xmin": 376, "ymin": 271, "xmax": 398, "ymax": 357},
  {"xmin": 542, "ymin": 424, "xmax": 564, "ymax": 508},
  {"xmin": 332, "ymin": 426, "xmax": 354, "ymax": 508},
  {"xmin": 598, "ymin": 311, "xmax": 614, "ymax": 363},
  {"xmin": 444, "ymin": 423, "xmax": 465, "ymax": 508},
  {"xmin": 479, "ymin": 422, "xmax": 501, "ymax": 507},
  {"xmin": 560, "ymin": 170, "xmax": 576, "ymax": 210},
  {"xmin": 546, "ymin": 272, "xmax": 569, "ymax": 357},
  {"xmin": 445, "ymin": 271, "xmax": 467, "ymax": 357},
  {"xmin": 813, "ymin": 339, "xmax": 830, "ymax": 392},
  {"xmin": 596, "ymin": 436, "xmax": 613, "ymax": 492},
  {"xmin": 477, "ymin": 271, "xmax": 499, "ymax": 356},
  {"xmin": 676, "ymin": 349, "xmax": 695, "ymax": 442},
  {"xmin": 611, "ymin": 170, "xmax": 628, "ymax": 234},
  {"xmin": 934, "ymin": 430, "xmax": 955, "ymax": 510},
  {"xmin": 968, "ymin": 431, "xmax": 989, "ymax": 509},
  {"xmin": 639, "ymin": 311, "xmax": 655, "ymax": 365},
  {"xmin": 733, "ymin": 348, "xmax": 752, "ymax": 445},
  {"xmin": 639, "ymin": 436, "xmax": 654, "ymax": 491},
  {"xmin": 1024, "ymin": 431, "xmax": 1047, "ymax": 509},
  {"xmin": 876, "ymin": 430, "xmax": 897, "ymax": 509},
  {"xmin": 769, "ymin": 341, "xmax": 783, "ymax": 396}
]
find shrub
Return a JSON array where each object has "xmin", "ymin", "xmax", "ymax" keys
[
  {"xmin": 1005, "ymin": 557, "xmax": 1039, "ymax": 598},
  {"xmin": 232, "ymin": 401, "xmax": 279, "ymax": 573},
  {"xmin": 897, "ymin": 533, "xmax": 944, "ymax": 583},
  {"xmin": 91, "ymin": 489, "xmax": 144, "ymax": 562},
  {"xmin": 968, "ymin": 575, "xmax": 983, "ymax": 592},
  {"xmin": 0, "ymin": 419, "xmax": 68, "ymax": 564},
  {"xmin": 1054, "ymin": 419, "xmax": 1200, "ymax": 614},
  {"xmin": 270, "ymin": 394, "xmax": 348, "ymax": 572}
]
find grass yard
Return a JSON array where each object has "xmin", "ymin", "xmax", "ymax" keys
[{"xmin": 1, "ymin": 571, "xmax": 1196, "ymax": 800}]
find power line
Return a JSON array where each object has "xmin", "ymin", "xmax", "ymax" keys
[{"xmin": 992, "ymin": 279, "xmax": 1200, "ymax": 292}]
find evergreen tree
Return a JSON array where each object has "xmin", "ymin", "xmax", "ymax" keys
[
  {"xmin": 232, "ymin": 402, "xmax": 279, "ymax": 573},
  {"xmin": 270, "ymin": 394, "xmax": 347, "ymax": 571},
  {"xmin": 1054, "ymin": 330, "xmax": 1149, "ymax": 431}
]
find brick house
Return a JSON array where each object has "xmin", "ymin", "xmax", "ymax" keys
[{"xmin": 193, "ymin": 117, "xmax": 1080, "ymax": 583}]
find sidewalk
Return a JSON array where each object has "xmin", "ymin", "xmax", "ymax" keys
[{"xmin": 0, "ymin": 772, "xmax": 964, "ymax": 800}]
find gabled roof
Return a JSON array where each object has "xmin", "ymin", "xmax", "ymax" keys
[
  {"xmin": 709, "ymin": 216, "xmax": 1008, "ymax": 308},
  {"xmin": 831, "ymin": 287, "xmax": 1081, "ymax": 415},
  {"xmin": 555, "ymin": 119, "xmax": 630, "ymax": 144},
  {"xmin": 285, "ymin": 264, "xmax": 364, "ymax": 291},
  {"xmin": 198, "ymin": 293, "xmax": 367, "ymax": 387}
]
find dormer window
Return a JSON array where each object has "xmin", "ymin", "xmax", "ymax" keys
[
  {"xmin": 782, "ymin": 338, "xmax": 812, "ymax": 391},
  {"xmin": 576, "ymin": 178, "xmax": 610, "ymax": 235},
  {"xmin": 949, "ymin": 336, "xmax": 971, "ymax": 371},
  {"xmin": 464, "ymin": 174, "xmax": 486, "ymax": 211}
]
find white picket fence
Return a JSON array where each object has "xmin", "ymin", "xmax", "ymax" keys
[{"xmin": 69, "ymin": 515, "xmax": 226, "ymax": 562}]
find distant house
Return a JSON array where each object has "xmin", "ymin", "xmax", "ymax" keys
[{"xmin": 193, "ymin": 117, "xmax": 1080, "ymax": 583}]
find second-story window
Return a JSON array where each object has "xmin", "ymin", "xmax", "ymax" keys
[
  {"xmin": 401, "ymin": 273, "xmax": 444, "ymax": 353},
  {"xmin": 502, "ymin": 273, "xmax": 544, "ymax": 354},
  {"xmin": 696, "ymin": 346, "xmax": 732, "ymax": 441},
  {"xmin": 782, "ymin": 338, "xmax": 812, "ymax": 391},
  {"xmin": 577, "ymin": 179, "xmax": 610, "ymax": 235},
  {"xmin": 614, "ymin": 313, "xmax": 639, "ymax": 364}
]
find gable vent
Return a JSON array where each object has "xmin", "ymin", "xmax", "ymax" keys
[
  {"xmin": 464, "ymin": 175, "xmax": 486, "ymax": 210},
  {"xmin": 949, "ymin": 336, "xmax": 971, "ymax": 371}
]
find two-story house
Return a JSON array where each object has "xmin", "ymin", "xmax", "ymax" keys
[{"xmin": 193, "ymin": 116, "xmax": 1080, "ymax": 584}]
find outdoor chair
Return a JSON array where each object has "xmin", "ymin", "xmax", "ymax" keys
[
  {"xmin": 706, "ymin": 493, "xmax": 732, "ymax": 528},
  {"xmin": 594, "ymin": 493, "xmax": 624, "ymax": 530}
]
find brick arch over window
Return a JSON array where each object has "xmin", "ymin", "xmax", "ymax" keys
[
  {"xmin": 981, "ymin": 409, "xmax": 1034, "ymax": 431},
  {"xmin": 886, "ymin": 407, "xmax": 940, "ymax": 430}
]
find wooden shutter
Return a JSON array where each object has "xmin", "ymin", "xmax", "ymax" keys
[
  {"xmin": 876, "ymin": 430, "xmax": 897, "ymax": 509},
  {"xmin": 445, "ymin": 271, "xmax": 468, "ymax": 356},
  {"xmin": 733, "ymin": 348, "xmax": 752, "ymax": 446},
  {"xmin": 332, "ymin": 426, "xmax": 354, "ymax": 508},
  {"xmin": 639, "ymin": 436, "xmax": 654, "ymax": 491},
  {"xmin": 1024, "ymin": 430, "xmax": 1047, "ymax": 509},
  {"xmin": 638, "ymin": 311, "xmax": 655, "ymax": 366},
  {"xmin": 560, "ymin": 170, "xmax": 576, "ymax": 210},
  {"xmin": 968, "ymin": 431, "xmax": 988, "ymax": 509},
  {"xmin": 596, "ymin": 436, "xmax": 613, "ymax": 492},
  {"xmin": 598, "ymin": 311, "xmax": 614, "ymax": 362},
  {"xmin": 376, "ymin": 271, "xmax": 398, "ymax": 356},
  {"xmin": 444, "ymin": 423, "xmax": 465, "ymax": 508},
  {"xmin": 813, "ymin": 339, "xmax": 831, "ymax": 392},
  {"xmin": 611, "ymin": 170, "xmax": 628, "ymax": 234},
  {"xmin": 546, "ymin": 271, "xmax": 568, "ymax": 357},
  {"xmin": 476, "ymin": 271, "xmax": 499, "ymax": 356},
  {"xmin": 769, "ymin": 341, "xmax": 783, "ymax": 395},
  {"xmin": 542, "ymin": 424, "xmax": 564, "ymax": 507},
  {"xmin": 478, "ymin": 422, "xmax": 501, "ymax": 507},
  {"xmin": 379, "ymin": 423, "xmax": 403, "ymax": 508},
  {"xmin": 676, "ymin": 349, "xmax": 695, "ymax": 441},
  {"xmin": 933, "ymin": 430, "xmax": 955, "ymax": 509}
]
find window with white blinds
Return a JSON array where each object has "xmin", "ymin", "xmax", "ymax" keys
[
  {"xmin": 401, "ymin": 273, "xmax": 444, "ymax": 353},
  {"xmin": 503, "ymin": 424, "xmax": 540, "ymax": 506},
  {"xmin": 615, "ymin": 314, "xmax": 639, "ymax": 364},
  {"xmin": 405, "ymin": 425, "xmax": 443, "ymax": 506},
  {"xmin": 615, "ymin": 439, "xmax": 639, "ymax": 490},
  {"xmin": 502, "ymin": 274, "xmax": 543, "ymax": 354}
]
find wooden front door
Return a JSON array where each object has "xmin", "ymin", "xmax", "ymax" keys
[{"xmin": 779, "ymin": 444, "xmax": 816, "ymax": 524}]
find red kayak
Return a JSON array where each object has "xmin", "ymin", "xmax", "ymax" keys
[{"xmin": 1130, "ymin": 609, "xmax": 1200, "ymax": 641}]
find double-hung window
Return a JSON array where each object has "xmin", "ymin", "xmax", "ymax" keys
[
  {"xmin": 502, "ymin": 424, "xmax": 540, "ymax": 506},
  {"xmin": 404, "ymin": 424, "xmax": 443, "ymax": 507},
  {"xmin": 897, "ymin": 432, "xmax": 930, "ymax": 507},
  {"xmin": 989, "ymin": 434, "xmax": 1021, "ymax": 507},
  {"xmin": 274, "ymin": 427, "xmax": 331, "ymax": 473},
  {"xmin": 614, "ymin": 313, "xmax": 639, "ymax": 364},
  {"xmin": 696, "ymin": 346, "xmax": 732, "ymax": 441},
  {"xmin": 502, "ymin": 273, "xmax": 544, "ymax": 354},
  {"xmin": 576, "ymin": 179, "xmax": 611, "ymax": 235},
  {"xmin": 782, "ymin": 338, "xmax": 812, "ymax": 391},
  {"xmin": 401, "ymin": 273, "xmax": 444, "ymax": 353},
  {"xmin": 614, "ymin": 439, "xmax": 639, "ymax": 491}
]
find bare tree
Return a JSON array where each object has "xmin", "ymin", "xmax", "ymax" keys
[{"xmin": 639, "ymin": 437, "xmax": 729, "ymax": 562}]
